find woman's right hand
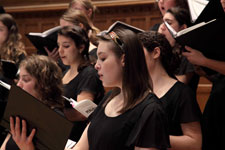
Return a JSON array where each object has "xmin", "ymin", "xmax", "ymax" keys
[
  {"xmin": 44, "ymin": 47, "xmax": 59, "ymax": 61},
  {"xmin": 10, "ymin": 116, "xmax": 36, "ymax": 150}
]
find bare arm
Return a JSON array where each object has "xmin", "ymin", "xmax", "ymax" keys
[
  {"xmin": 183, "ymin": 46, "xmax": 225, "ymax": 75},
  {"xmin": 63, "ymin": 91, "xmax": 94, "ymax": 121},
  {"xmin": 0, "ymin": 133, "xmax": 11, "ymax": 150},
  {"xmin": 72, "ymin": 124, "xmax": 90, "ymax": 150},
  {"xmin": 169, "ymin": 121, "xmax": 202, "ymax": 150}
]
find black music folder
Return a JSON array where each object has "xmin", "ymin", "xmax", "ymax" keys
[
  {"xmin": 164, "ymin": 17, "xmax": 225, "ymax": 61},
  {"xmin": 25, "ymin": 26, "xmax": 61, "ymax": 56},
  {"xmin": 101, "ymin": 21, "xmax": 145, "ymax": 34},
  {"xmin": 193, "ymin": 0, "xmax": 225, "ymax": 24},
  {"xmin": 0, "ymin": 85, "xmax": 73, "ymax": 150},
  {"xmin": 0, "ymin": 59, "xmax": 18, "ymax": 79}
]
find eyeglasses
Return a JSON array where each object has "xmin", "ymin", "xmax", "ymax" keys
[{"xmin": 98, "ymin": 30, "xmax": 125, "ymax": 53}]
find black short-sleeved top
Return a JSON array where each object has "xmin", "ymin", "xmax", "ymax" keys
[
  {"xmin": 63, "ymin": 65, "xmax": 105, "ymax": 142},
  {"xmin": 175, "ymin": 55, "xmax": 200, "ymax": 95},
  {"xmin": 88, "ymin": 92, "xmax": 170, "ymax": 150},
  {"xmin": 63, "ymin": 65, "xmax": 104, "ymax": 105},
  {"xmin": 160, "ymin": 81, "xmax": 202, "ymax": 135}
]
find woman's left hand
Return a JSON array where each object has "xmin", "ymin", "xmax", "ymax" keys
[
  {"xmin": 10, "ymin": 116, "xmax": 36, "ymax": 150},
  {"xmin": 182, "ymin": 46, "xmax": 207, "ymax": 66}
]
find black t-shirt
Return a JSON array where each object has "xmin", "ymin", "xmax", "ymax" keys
[
  {"xmin": 160, "ymin": 81, "xmax": 202, "ymax": 135},
  {"xmin": 63, "ymin": 65, "xmax": 104, "ymax": 106},
  {"xmin": 175, "ymin": 55, "xmax": 200, "ymax": 95},
  {"xmin": 88, "ymin": 92, "xmax": 170, "ymax": 150},
  {"xmin": 63, "ymin": 65, "xmax": 105, "ymax": 142}
]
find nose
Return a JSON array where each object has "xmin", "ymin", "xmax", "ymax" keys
[
  {"xmin": 158, "ymin": 23, "xmax": 166, "ymax": 33},
  {"xmin": 58, "ymin": 45, "xmax": 63, "ymax": 55},
  {"xmin": 16, "ymin": 79, "xmax": 23, "ymax": 88},
  {"xmin": 94, "ymin": 60, "xmax": 100, "ymax": 70}
]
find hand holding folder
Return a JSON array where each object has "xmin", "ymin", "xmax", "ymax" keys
[
  {"xmin": 25, "ymin": 26, "xmax": 61, "ymax": 55},
  {"xmin": 0, "ymin": 85, "xmax": 73, "ymax": 150}
]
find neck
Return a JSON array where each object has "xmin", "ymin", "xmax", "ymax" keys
[
  {"xmin": 149, "ymin": 62, "xmax": 176, "ymax": 98},
  {"xmin": 69, "ymin": 58, "xmax": 83, "ymax": 73},
  {"xmin": 68, "ymin": 64, "xmax": 78, "ymax": 76}
]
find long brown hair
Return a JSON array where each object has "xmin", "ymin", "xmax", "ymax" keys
[
  {"xmin": 0, "ymin": 13, "xmax": 26, "ymax": 63},
  {"xmin": 99, "ymin": 28, "xmax": 152, "ymax": 113},
  {"xmin": 69, "ymin": 0, "xmax": 97, "ymax": 20},
  {"xmin": 61, "ymin": 9, "xmax": 99, "ymax": 46}
]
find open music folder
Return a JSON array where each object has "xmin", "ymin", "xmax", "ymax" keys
[
  {"xmin": 0, "ymin": 85, "xmax": 74, "ymax": 150},
  {"xmin": 25, "ymin": 26, "xmax": 61, "ymax": 55}
]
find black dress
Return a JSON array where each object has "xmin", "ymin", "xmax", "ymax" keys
[
  {"xmin": 160, "ymin": 81, "xmax": 202, "ymax": 135},
  {"xmin": 63, "ymin": 65, "xmax": 104, "ymax": 142},
  {"xmin": 202, "ymin": 74, "xmax": 225, "ymax": 150},
  {"xmin": 88, "ymin": 92, "xmax": 170, "ymax": 150}
]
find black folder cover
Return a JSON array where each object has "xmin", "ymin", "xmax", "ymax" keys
[
  {"xmin": 101, "ymin": 21, "xmax": 145, "ymax": 34},
  {"xmin": 165, "ymin": 17, "xmax": 225, "ymax": 75},
  {"xmin": 25, "ymin": 26, "xmax": 61, "ymax": 56},
  {"xmin": 0, "ymin": 85, "xmax": 73, "ymax": 150},
  {"xmin": 0, "ymin": 59, "xmax": 18, "ymax": 79},
  {"xmin": 194, "ymin": 0, "xmax": 225, "ymax": 24},
  {"xmin": 175, "ymin": 18, "xmax": 225, "ymax": 61}
]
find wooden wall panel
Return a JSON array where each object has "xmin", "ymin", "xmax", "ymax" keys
[
  {"xmin": 1, "ymin": 0, "xmax": 70, "ymax": 6},
  {"xmin": 197, "ymin": 77, "xmax": 212, "ymax": 112},
  {"xmin": 3, "ymin": 1, "xmax": 161, "ymax": 54}
]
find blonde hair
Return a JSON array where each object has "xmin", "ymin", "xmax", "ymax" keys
[
  {"xmin": 0, "ymin": 13, "xmax": 26, "ymax": 64},
  {"xmin": 69, "ymin": 0, "xmax": 97, "ymax": 20},
  {"xmin": 61, "ymin": 9, "xmax": 99, "ymax": 46}
]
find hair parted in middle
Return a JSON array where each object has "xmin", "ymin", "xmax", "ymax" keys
[
  {"xmin": 98, "ymin": 28, "xmax": 152, "ymax": 113},
  {"xmin": 58, "ymin": 25, "xmax": 91, "ymax": 71}
]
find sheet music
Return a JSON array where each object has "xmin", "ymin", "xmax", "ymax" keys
[
  {"xmin": 188, "ymin": 0, "xmax": 209, "ymax": 22},
  {"xmin": 0, "ymin": 80, "xmax": 11, "ymax": 90}
]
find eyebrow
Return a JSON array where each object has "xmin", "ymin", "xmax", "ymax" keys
[
  {"xmin": 20, "ymin": 74, "xmax": 30, "ymax": 78},
  {"xmin": 97, "ymin": 51, "xmax": 107, "ymax": 56},
  {"xmin": 62, "ymin": 42, "xmax": 70, "ymax": 44},
  {"xmin": 164, "ymin": 18, "xmax": 173, "ymax": 22}
]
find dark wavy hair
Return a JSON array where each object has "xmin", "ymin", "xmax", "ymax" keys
[
  {"xmin": 58, "ymin": 26, "xmax": 90, "ymax": 72},
  {"xmin": 167, "ymin": 6, "xmax": 191, "ymax": 27},
  {"xmin": 98, "ymin": 28, "xmax": 152, "ymax": 113},
  {"xmin": 19, "ymin": 55, "xmax": 64, "ymax": 110},
  {"xmin": 138, "ymin": 31, "xmax": 180, "ymax": 78}
]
